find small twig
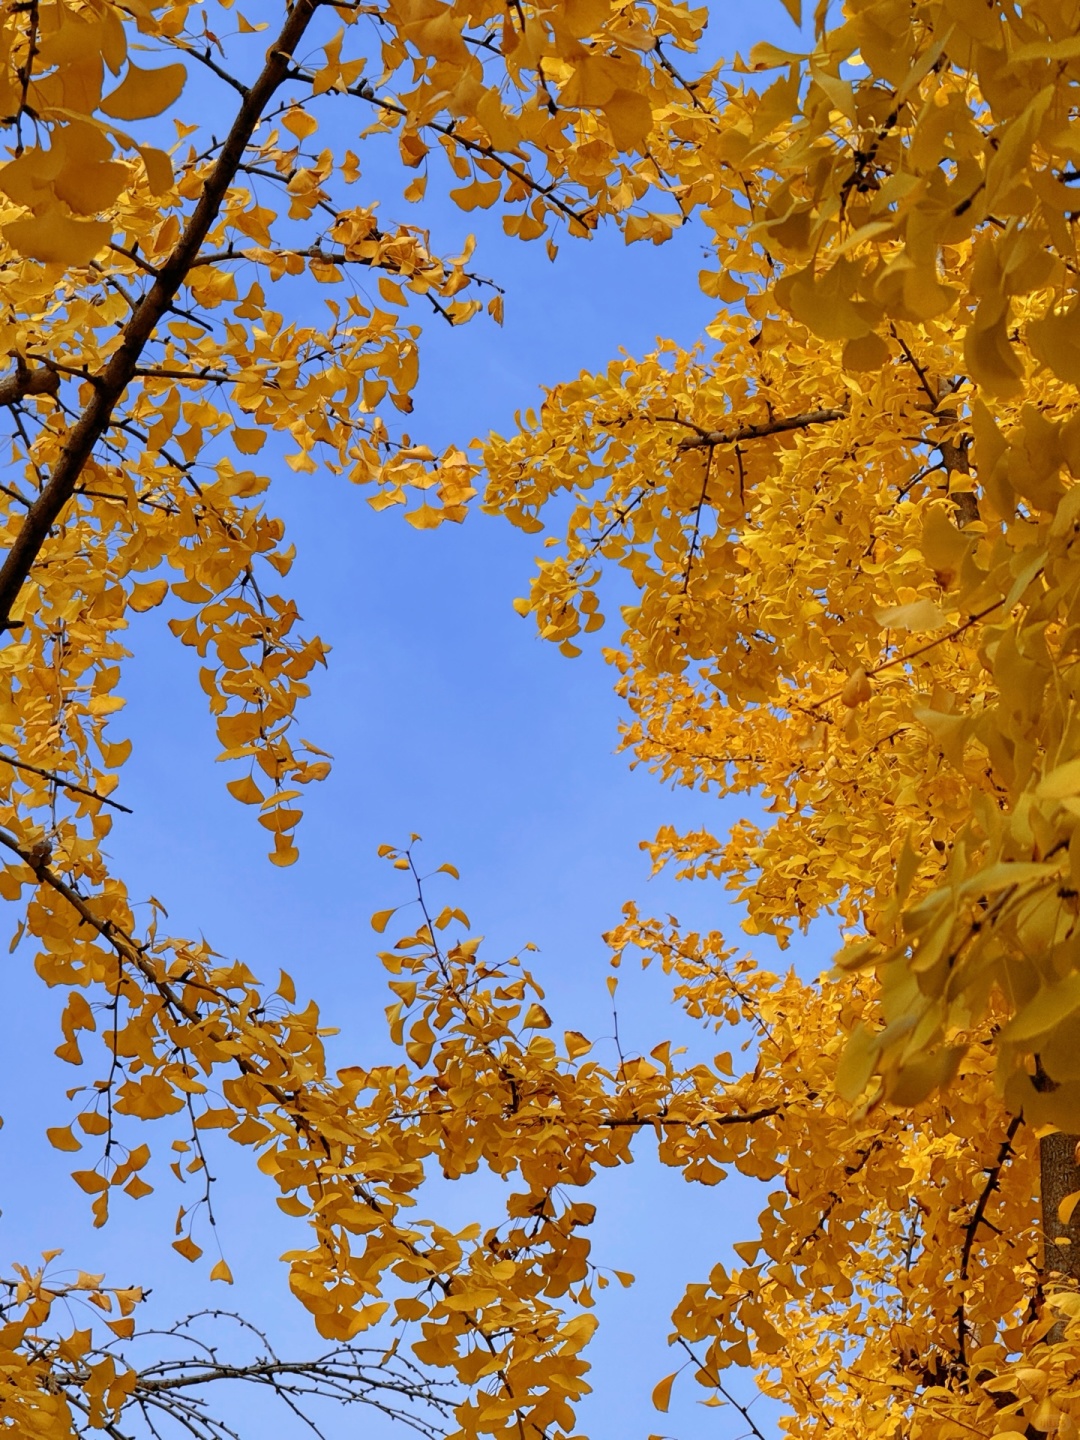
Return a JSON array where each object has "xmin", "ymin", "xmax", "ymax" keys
[
  {"xmin": 0, "ymin": 751, "xmax": 132, "ymax": 812},
  {"xmin": 675, "ymin": 1338, "xmax": 771, "ymax": 1440},
  {"xmin": 681, "ymin": 446, "xmax": 714, "ymax": 594},
  {"xmin": 890, "ymin": 326, "xmax": 940, "ymax": 408},
  {"xmin": 175, "ymin": 40, "xmax": 251, "ymax": 99},
  {"xmin": 806, "ymin": 596, "xmax": 1013, "ymax": 711},
  {"xmin": 793, "ymin": 1138, "xmax": 884, "ymax": 1257}
]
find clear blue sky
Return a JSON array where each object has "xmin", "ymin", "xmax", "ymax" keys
[{"xmin": 0, "ymin": 6, "xmax": 839, "ymax": 1438}]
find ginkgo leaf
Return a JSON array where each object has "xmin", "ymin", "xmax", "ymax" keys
[
  {"xmin": 841, "ymin": 667, "xmax": 872, "ymax": 707},
  {"xmin": 875, "ymin": 599, "xmax": 947, "ymax": 631},
  {"xmin": 46, "ymin": 1126, "xmax": 81, "ymax": 1152},
  {"xmin": 652, "ymin": 1374, "xmax": 676, "ymax": 1413},
  {"xmin": 129, "ymin": 580, "xmax": 168, "ymax": 612},
  {"xmin": 835, "ymin": 1023, "xmax": 880, "ymax": 1101},
  {"xmin": 404, "ymin": 504, "xmax": 442, "ymax": 529},
  {"xmin": 137, "ymin": 145, "xmax": 174, "ymax": 196},
  {"xmin": 210, "ymin": 1259, "xmax": 234, "ymax": 1283},
  {"xmin": 101, "ymin": 61, "xmax": 187, "ymax": 120},
  {"xmin": 5, "ymin": 210, "xmax": 110, "ymax": 266},
  {"xmin": 282, "ymin": 108, "xmax": 318, "ymax": 140},
  {"xmin": 842, "ymin": 332, "xmax": 890, "ymax": 371},
  {"xmin": 602, "ymin": 89, "xmax": 654, "ymax": 151},
  {"xmin": 1002, "ymin": 975, "xmax": 1080, "ymax": 1042},
  {"xmin": 371, "ymin": 908, "xmax": 396, "ymax": 933},
  {"xmin": 226, "ymin": 775, "xmax": 264, "ymax": 805},
  {"xmin": 54, "ymin": 160, "xmax": 129, "ymax": 216},
  {"xmin": 72, "ymin": 1170, "xmax": 109, "ymax": 1195},
  {"xmin": 563, "ymin": 0, "xmax": 611, "ymax": 34}
]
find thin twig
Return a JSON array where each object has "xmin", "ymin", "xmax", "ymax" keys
[{"xmin": 0, "ymin": 751, "xmax": 132, "ymax": 812}]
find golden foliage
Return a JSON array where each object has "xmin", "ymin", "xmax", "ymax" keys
[
  {"xmin": 479, "ymin": 0, "xmax": 1080, "ymax": 1433},
  {"xmin": 11, "ymin": 0, "xmax": 1080, "ymax": 1439}
]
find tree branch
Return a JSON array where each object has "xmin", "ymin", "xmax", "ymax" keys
[
  {"xmin": 0, "ymin": 0, "xmax": 322, "ymax": 632},
  {"xmin": 601, "ymin": 1105, "xmax": 780, "ymax": 1129},
  {"xmin": 659, "ymin": 406, "xmax": 847, "ymax": 451},
  {"xmin": 0, "ymin": 361, "xmax": 59, "ymax": 408},
  {"xmin": 0, "ymin": 751, "xmax": 132, "ymax": 811},
  {"xmin": 956, "ymin": 1112, "xmax": 1022, "ymax": 1367}
]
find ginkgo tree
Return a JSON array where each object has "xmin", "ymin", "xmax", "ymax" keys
[
  {"xmin": 483, "ymin": 0, "xmax": 1080, "ymax": 1433},
  {"xmin": 9, "ymin": 0, "xmax": 1080, "ymax": 1439},
  {"xmin": 0, "ymin": 0, "xmax": 717, "ymax": 1432}
]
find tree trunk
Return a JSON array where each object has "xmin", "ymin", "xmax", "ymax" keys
[{"xmin": 1040, "ymin": 1131, "xmax": 1080, "ymax": 1340}]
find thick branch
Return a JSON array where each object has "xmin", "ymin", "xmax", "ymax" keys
[
  {"xmin": 1040, "ymin": 1130, "xmax": 1080, "ymax": 1285},
  {"xmin": 0, "ymin": 362, "xmax": 58, "ymax": 407},
  {"xmin": 0, "ymin": 0, "xmax": 321, "ymax": 632},
  {"xmin": 601, "ymin": 1105, "xmax": 779, "ymax": 1129},
  {"xmin": 956, "ymin": 1112, "xmax": 1021, "ymax": 1368},
  {"xmin": 662, "ymin": 407, "xmax": 847, "ymax": 451},
  {"xmin": 960, "ymin": 1114, "xmax": 1021, "ymax": 1281}
]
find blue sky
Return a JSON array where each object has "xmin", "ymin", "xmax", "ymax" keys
[{"xmin": 0, "ymin": 5, "xmax": 841, "ymax": 1438}]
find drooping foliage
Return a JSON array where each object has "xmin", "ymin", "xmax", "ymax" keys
[
  {"xmin": 8, "ymin": 1, "xmax": 1080, "ymax": 1439},
  {"xmin": 480, "ymin": 0, "xmax": 1080, "ymax": 1432}
]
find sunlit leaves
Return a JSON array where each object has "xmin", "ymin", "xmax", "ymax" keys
[
  {"xmin": 15, "ymin": 1, "xmax": 1080, "ymax": 1440},
  {"xmin": 0, "ymin": 0, "xmax": 742, "ymax": 1430}
]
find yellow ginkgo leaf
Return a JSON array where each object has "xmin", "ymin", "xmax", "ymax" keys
[
  {"xmin": 226, "ymin": 775, "xmax": 264, "ymax": 805},
  {"xmin": 137, "ymin": 146, "xmax": 175, "ymax": 196},
  {"xmin": 129, "ymin": 580, "xmax": 168, "ymax": 612},
  {"xmin": 101, "ymin": 61, "xmax": 187, "ymax": 121},
  {"xmin": 404, "ymin": 504, "xmax": 443, "ymax": 530},
  {"xmin": 652, "ymin": 1374, "xmax": 676, "ymax": 1413},
  {"xmin": 5, "ymin": 209, "xmax": 110, "ymax": 267},
  {"xmin": 54, "ymin": 160, "xmax": 129, "ymax": 217},
  {"xmin": 601, "ymin": 88, "xmax": 653, "ymax": 151},
  {"xmin": 841, "ymin": 667, "xmax": 872, "ymax": 708},
  {"xmin": 233, "ymin": 427, "xmax": 267, "ymax": 454},
  {"xmin": 282, "ymin": 108, "xmax": 318, "ymax": 140},
  {"xmin": 46, "ymin": 1126, "xmax": 81, "ymax": 1152}
]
